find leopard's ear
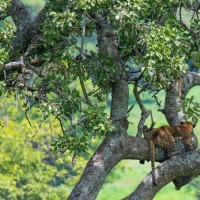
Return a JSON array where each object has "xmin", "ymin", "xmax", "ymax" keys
[{"xmin": 193, "ymin": 124, "xmax": 196, "ymax": 128}]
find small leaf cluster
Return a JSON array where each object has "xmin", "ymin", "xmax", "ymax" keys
[
  {"xmin": 182, "ymin": 95, "xmax": 200, "ymax": 124},
  {"xmin": 86, "ymin": 52, "xmax": 116, "ymax": 96},
  {"xmin": 0, "ymin": 0, "xmax": 10, "ymax": 19},
  {"xmin": 80, "ymin": 106, "xmax": 114, "ymax": 138},
  {"xmin": 53, "ymin": 133, "xmax": 89, "ymax": 155},
  {"xmin": 0, "ymin": 19, "xmax": 16, "ymax": 65},
  {"xmin": 191, "ymin": 52, "xmax": 200, "ymax": 68},
  {"xmin": 72, "ymin": 0, "xmax": 113, "ymax": 13},
  {"xmin": 53, "ymin": 106, "xmax": 114, "ymax": 155},
  {"xmin": 24, "ymin": 73, "xmax": 82, "ymax": 119},
  {"xmin": 142, "ymin": 19, "xmax": 192, "ymax": 88},
  {"xmin": 0, "ymin": 97, "xmax": 89, "ymax": 199},
  {"xmin": 43, "ymin": 8, "xmax": 77, "ymax": 46}
]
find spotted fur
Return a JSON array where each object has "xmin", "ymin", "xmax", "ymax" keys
[{"xmin": 144, "ymin": 121, "xmax": 196, "ymax": 187}]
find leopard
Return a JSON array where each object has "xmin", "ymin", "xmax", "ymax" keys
[{"xmin": 143, "ymin": 121, "xmax": 196, "ymax": 187}]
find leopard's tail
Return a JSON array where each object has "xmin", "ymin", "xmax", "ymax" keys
[{"xmin": 150, "ymin": 140, "xmax": 157, "ymax": 187}]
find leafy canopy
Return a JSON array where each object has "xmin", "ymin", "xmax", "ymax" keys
[{"xmin": 0, "ymin": 0, "xmax": 199, "ymax": 156}]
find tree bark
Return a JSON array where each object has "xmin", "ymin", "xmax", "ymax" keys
[
  {"xmin": 123, "ymin": 150, "xmax": 200, "ymax": 200},
  {"xmin": 69, "ymin": 12, "xmax": 129, "ymax": 199},
  {"xmin": 2, "ymin": 2, "xmax": 200, "ymax": 200},
  {"xmin": 68, "ymin": 135, "xmax": 125, "ymax": 200},
  {"xmin": 165, "ymin": 72, "xmax": 200, "ymax": 125}
]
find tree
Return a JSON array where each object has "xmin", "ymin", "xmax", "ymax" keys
[
  {"xmin": 0, "ymin": 0, "xmax": 200, "ymax": 199},
  {"xmin": 0, "ymin": 97, "xmax": 88, "ymax": 199}
]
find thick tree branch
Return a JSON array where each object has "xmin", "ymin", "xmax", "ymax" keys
[
  {"xmin": 123, "ymin": 150, "xmax": 200, "ymax": 200},
  {"xmin": 69, "ymin": 12, "xmax": 129, "ymax": 199},
  {"xmin": 7, "ymin": 0, "xmax": 48, "ymax": 53},
  {"xmin": 90, "ymin": 12, "xmax": 129, "ymax": 124},
  {"xmin": 164, "ymin": 72, "xmax": 200, "ymax": 125},
  {"xmin": 68, "ymin": 132, "xmax": 198, "ymax": 199},
  {"xmin": 124, "ymin": 134, "xmax": 198, "ymax": 161},
  {"xmin": 68, "ymin": 135, "xmax": 125, "ymax": 200},
  {"xmin": 160, "ymin": 71, "xmax": 200, "ymax": 190},
  {"xmin": 8, "ymin": 0, "xmax": 33, "ymax": 51},
  {"xmin": 34, "ymin": 4, "xmax": 49, "ymax": 26}
]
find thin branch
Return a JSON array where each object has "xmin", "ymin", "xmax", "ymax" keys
[
  {"xmin": 72, "ymin": 153, "xmax": 76, "ymax": 166},
  {"xmin": 58, "ymin": 147, "xmax": 68, "ymax": 154},
  {"xmin": 179, "ymin": 20, "xmax": 199, "ymax": 36},
  {"xmin": 127, "ymin": 104, "xmax": 134, "ymax": 114},
  {"xmin": 179, "ymin": 1, "xmax": 182, "ymax": 22},
  {"xmin": 25, "ymin": 107, "xmax": 32, "ymax": 127},
  {"xmin": 57, "ymin": 116, "xmax": 65, "ymax": 134},
  {"xmin": 152, "ymin": 90, "xmax": 162, "ymax": 107},
  {"xmin": 32, "ymin": 118, "xmax": 43, "ymax": 139},
  {"xmin": 133, "ymin": 74, "xmax": 152, "ymax": 137},
  {"xmin": 129, "ymin": 68, "xmax": 141, "ymax": 74},
  {"xmin": 78, "ymin": 15, "xmax": 93, "ymax": 107},
  {"xmin": 128, "ymin": 69, "xmax": 146, "ymax": 82}
]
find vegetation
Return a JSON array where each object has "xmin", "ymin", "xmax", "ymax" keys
[{"xmin": 0, "ymin": 0, "xmax": 200, "ymax": 199}]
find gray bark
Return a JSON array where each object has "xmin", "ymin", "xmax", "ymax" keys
[
  {"xmin": 1, "ymin": 1, "xmax": 200, "ymax": 200},
  {"xmin": 6, "ymin": 0, "xmax": 47, "ymax": 53},
  {"xmin": 123, "ymin": 150, "xmax": 200, "ymax": 200},
  {"xmin": 68, "ymin": 12, "xmax": 129, "ymax": 199},
  {"xmin": 165, "ymin": 72, "xmax": 200, "ymax": 125},
  {"xmin": 68, "ymin": 135, "xmax": 125, "ymax": 200}
]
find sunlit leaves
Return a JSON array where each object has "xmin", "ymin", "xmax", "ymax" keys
[
  {"xmin": 0, "ymin": 19, "xmax": 16, "ymax": 44},
  {"xmin": 80, "ymin": 106, "xmax": 114, "ymax": 137},
  {"xmin": 142, "ymin": 19, "xmax": 192, "ymax": 88},
  {"xmin": 182, "ymin": 95, "xmax": 200, "ymax": 124},
  {"xmin": 43, "ymin": 9, "xmax": 77, "ymax": 46},
  {"xmin": 0, "ymin": 0, "xmax": 10, "ymax": 18},
  {"xmin": 0, "ymin": 19, "xmax": 16, "ymax": 65},
  {"xmin": 53, "ymin": 106, "xmax": 114, "ymax": 155},
  {"xmin": 0, "ymin": 104, "xmax": 88, "ymax": 199},
  {"xmin": 0, "ymin": 48, "xmax": 9, "ymax": 66}
]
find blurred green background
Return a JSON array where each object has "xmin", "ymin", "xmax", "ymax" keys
[{"xmin": 0, "ymin": 1, "xmax": 199, "ymax": 199}]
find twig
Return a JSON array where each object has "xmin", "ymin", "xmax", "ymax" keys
[
  {"xmin": 133, "ymin": 73, "xmax": 152, "ymax": 137},
  {"xmin": 25, "ymin": 107, "xmax": 32, "ymax": 127},
  {"xmin": 78, "ymin": 15, "xmax": 93, "ymax": 107},
  {"xmin": 58, "ymin": 147, "xmax": 68, "ymax": 154},
  {"xmin": 72, "ymin": 153, "xmax": 76, "ymax": 166},
  {"xmin": 150, "ymin": 111, "xmax": 155, "ymax": 130},
  {"xmin": 32, "ymin": 118, "xmax": 43, "ymax": 139},
  {"xmin": 179, "ymin": 1, "xmax": 182, "ymax": 22},
  {"xmin": 128, "ymin": 68, "xmax": 147, "ymax": 82},
  {"xmin": 57, "ymin": 116, "xmax": 65, "ymax": 134},
  {"xmin": 152, "ymin": 90, "xmax": 162, "ymax": 107},
  {"xmin": 127, "ymin": 104, "xmax": 134, "ymax": 114}
]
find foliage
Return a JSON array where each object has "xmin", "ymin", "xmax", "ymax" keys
[
  {"xmin": 0, "ymin": 0, "xmax": 198, "ymax": 167},
  {"xmin": 191, "ymin": 52, "xmax": 200, "ymax": 68},
  {"xmin": 52, "ymin": 106, "xmax": 113, "ymax": 155},
  {"xmin": 182, "ymin": 95, "xmax": 200, "ymax": 124},
  {"xmin": 0, "ymin": 0, "xmax": 10, "ymax": 19},
  {"xmin": 0, "ymin": 98, "xmax": 88, "ymax": 200},
  {"xmin": 0, "ymin": 19, "xmax": 16, "ymax": 65},
  {"xmin": 0, "ymin": 0, "xmax": 200, "ymax": 199},
  {"xmin": 143, "ymin": 19, "xmax": 192, "ymax": 88}
]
